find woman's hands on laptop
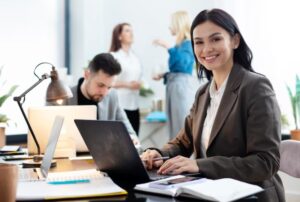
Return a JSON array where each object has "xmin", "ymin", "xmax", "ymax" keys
[
  {"xmin": 141, "ymin": 150, "xmax": 200, "ymax": 175},
  {"xmin": 157, "ymin": 155, "xmax": 199, "ymax": 175},
  {"xmin": 140, "ymin": 149, "xmax": 163, "ymax": 170}
]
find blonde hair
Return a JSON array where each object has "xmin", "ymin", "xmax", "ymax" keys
[{"xmin": 170, "ymin": 11, "xmax": 191, "ymax": 45}]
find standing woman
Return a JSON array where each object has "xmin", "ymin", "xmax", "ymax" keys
[
  {"xmin": 153, "ymin": 11, "xmax": 196, "ymax": 139},
  {"xmin": 110, "ymin": 23, "xmax": 142, "ymax": 135},
  {"xmin": 142, "ymin": 9, "xmax": 284, "ymax": 201}
]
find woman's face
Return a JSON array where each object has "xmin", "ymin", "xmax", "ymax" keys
[
  {"xmin": 193, "ymin": 21, "xmax": 239, "ymax": 73},
  {"xmin": 169, "ymin": 17, "xmax": 177, "ymax": 36},
  {"xmin": 119, "ymin": 25, "xmax": 133, "ymax": 45},
  {"xmin": 169, "ymin": 26, "xmax": 176, "ymax": 36}
]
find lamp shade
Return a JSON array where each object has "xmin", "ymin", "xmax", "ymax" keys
[{"xmin": 46, "ymin": 67, "xmax": 73, "ymax": 102}]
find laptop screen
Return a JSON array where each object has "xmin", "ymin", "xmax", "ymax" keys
[
  {"xmin": 75, "ymin": 120, "xmax": 150, "ymax": 185},
  {"xmin": 28, "ymin": 105, "xmax": 97, "ymax": 155},
  {"xmin": 40, "ymin": 116, "xmax": 64, "ymax": 178}
]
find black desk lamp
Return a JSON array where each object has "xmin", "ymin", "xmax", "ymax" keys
[{"xmin": 13, "ymin": 62, "xmax": 72, "ymax": 166}]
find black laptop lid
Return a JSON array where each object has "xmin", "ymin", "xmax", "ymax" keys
[{"xmin": 74, "ymin": 119, "xmax": 150, "ymax": 184}]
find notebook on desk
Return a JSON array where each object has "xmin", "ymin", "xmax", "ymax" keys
[
  {"xmin": 74, "ymin": 119, "xmax": 170, "ymax": 185},
  {"xmin": 17, "ymin": 171, "xmax": 127, "ymax": 201}
]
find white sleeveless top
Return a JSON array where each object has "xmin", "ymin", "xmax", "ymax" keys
[{"xmin": 111, "ymin": 49, "xmax": 142, "ymax": 110}]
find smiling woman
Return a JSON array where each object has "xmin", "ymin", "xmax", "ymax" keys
[
  {"xmin": 141, "ymin": 8, "xmax": 284, "ymax": 202},
  {"xmin": 193, "ymin": 21, "xmax": 241, "ymax": 86}
]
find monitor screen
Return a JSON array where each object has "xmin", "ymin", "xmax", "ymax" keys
[{"xmin": 27, "ymin": 105, "xmax": 97, "ymax": 156}]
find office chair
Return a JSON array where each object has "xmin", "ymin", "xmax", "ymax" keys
[{"xmin": 279, "ymin": 140, "xmax": 300, "ymax": 178}]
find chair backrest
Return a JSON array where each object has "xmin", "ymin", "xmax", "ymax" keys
[{"xmin": 279, "ymin": 140, "xmax": 300, "ymax": 178}]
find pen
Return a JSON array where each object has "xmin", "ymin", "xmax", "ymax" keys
[
  {"xmin": 142, "ymin": 156, "xmax": 170, "ymax": 162},
  {"xmin": 48, "ymin": 179, "xmax": 90, "ymax": 185},
  {"xmin": 153, "ymin": 156, "xmax": 170, "ymax": 161}
]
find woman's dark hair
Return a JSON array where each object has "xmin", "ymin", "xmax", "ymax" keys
[
  {"xmin": 190, "ymin": 9, "xmax": 254, "ymax": 80},
  {"xmin": 109, "ymin": 23, "xmax": 130, "ymax": 52}
]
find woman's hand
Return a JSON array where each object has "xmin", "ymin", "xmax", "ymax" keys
[
  {"xmin": 129, "ymin": 81, "xmax": 142, "ymax": 90},
  {"xmin": 153, "ymin": 39, "xmax": 171, "ymax": 49},
  {"xmin": 140, "ymin": 149, "xmax": 163, "ymax": 170},
  {"xmin": 158, "ymin": 155, "xmax": 199, "ymax": 175},
  {"xmin": 130, "ymin": 134, "xmax": 140, "ymax": 146},
  {"xmin": 113, "ymin": 81, "xmax": 141, "ymax": 90},
  {"xmin": 152, "ymin": 73, "xmax": 164, "ymax": 81}
]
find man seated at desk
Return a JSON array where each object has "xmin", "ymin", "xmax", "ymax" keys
[{"xmin": 66, "ymin": 53, "xmax": 139, "ymax": 144}]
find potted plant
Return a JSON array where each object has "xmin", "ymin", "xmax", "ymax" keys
[
  {"xmin": 287, "ymin": 75, "xmax": 300, "ymax": 140},
  {"xmin": 0, "ymin": 66, "xmax": 18, "ymax": 146},
  {"xmin": 139, "ymin": 81, "xmax": 154, "ymax": 98}
]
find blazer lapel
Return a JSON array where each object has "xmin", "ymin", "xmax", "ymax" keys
[
  {"xmin": 207, "ymin": 64, "xmax": 244, "ymax": 149},
  {"xmin": 194, "ymin": 84, "xmax": 210, "ymax": 157}
]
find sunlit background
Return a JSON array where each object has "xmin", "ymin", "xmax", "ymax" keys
[{"xmin": 1, "ymin": 0, "xmax": 300, "ymax": 134}]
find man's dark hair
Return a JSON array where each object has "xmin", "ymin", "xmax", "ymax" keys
[{"xmin": 88, "ymin": 53, "xmax": 121, "ymax": 75}]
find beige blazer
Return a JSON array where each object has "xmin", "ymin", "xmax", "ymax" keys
[{"xmin": 160, "ymin": 64, "xmax": 285, "ymax": 202}]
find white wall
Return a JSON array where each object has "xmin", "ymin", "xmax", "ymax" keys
[
  {"xmin": 2, "ymin": 0, "xmax": 300, "ymax": 134},
  {"xmin": 0, "ymin": 0, "xmax": 65, "ymax": 134},
  {"xmin": 69, "ymin": 0, "xmax": 300, "ymax": 129}
]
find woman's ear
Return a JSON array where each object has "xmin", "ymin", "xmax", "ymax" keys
[{"xmin": 233, "ymin": 34, "xmax": 241, "ymax": 49}]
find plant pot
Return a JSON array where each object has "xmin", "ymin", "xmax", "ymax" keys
[
  {"xmin": 290, "ymin": 129, "xmax": 300, "ymax": 141},
  {"xmin": 0, "ymin": 127, "xmax": 5, "ymax": 147}
]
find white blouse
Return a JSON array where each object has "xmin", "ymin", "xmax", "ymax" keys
[
  {"xmin": 111, "ymin": 49, "xmax": 142, "ymax": 110},
  {"xmin": 201, "ymin": 75, "xmax": 229, "ymax": 154}
]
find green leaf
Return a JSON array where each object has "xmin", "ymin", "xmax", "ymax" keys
[
  {"xmin": 287, "ymin": 75, "xmax": 300, "ymax": 129},
  {"xmin": 0, "ymin": 85, "xmax": 18, "ymax": 107},
  {"xmin": 0, "ymin": 66, "xmax": 18, "ymax": 124},
  {"xmin": 139, "ymin": 87, "xmax": 154, "ymax": 97},
  {"xmin": 296, "ymin": 75, "xmax": 300, "ymax": 129},
  {"xmin": 287, "ymin": 83, "xmax": 298, "ymax": 129},
  {"xmin": 0, "ymin": 114, "xmax": 9, "ymax": 123}
]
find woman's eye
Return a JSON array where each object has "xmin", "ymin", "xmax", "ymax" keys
[
  {"xmin": 212, "ymin": 37, "xmax": 221, "ymax": 42},
  {"xmin": 195, "ymin": 41, "xmax": 203, "ymax": 45}
]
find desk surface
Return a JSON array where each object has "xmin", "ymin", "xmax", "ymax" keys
[
  {"xmin": 31, "ymin": 158, "xmax": 257, "ymax": 202},
  {"xmin": 0, "ymin": 156, "xmax": 259, "ymax": 202}
]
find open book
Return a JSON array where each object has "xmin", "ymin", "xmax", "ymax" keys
[
  {"xmin": 135, "ymin": 175, "xmax": 263, "ymax": 202},
  {"xmin": 17, "ymin": 169, "xmax": 127, "ymax": 200}
]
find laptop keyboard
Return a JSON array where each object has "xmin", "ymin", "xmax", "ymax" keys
[
  {"xmin": 147, "ymin": 170, "xmax": 170, "ymax": 181},
  {"xmin": 19, "ymin": 169, "xmax": 39, "ymax": 182}
]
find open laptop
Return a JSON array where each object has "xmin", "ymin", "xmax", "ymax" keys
[
  {"xmin": 19, "ymin": 116, "xmax": 64, "ymax": 181},
  {"xmin": 74, "ymin": 119, "xmax": 170, "ymax": 185},
  {"xmin": 28, "ymin": 105, "xmax": 97, "ymax": 155}
]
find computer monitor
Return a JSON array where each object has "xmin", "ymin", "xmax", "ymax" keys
[{"xmin": 27, "ymin": 105, "xmax": 97, "ymax": 155}]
